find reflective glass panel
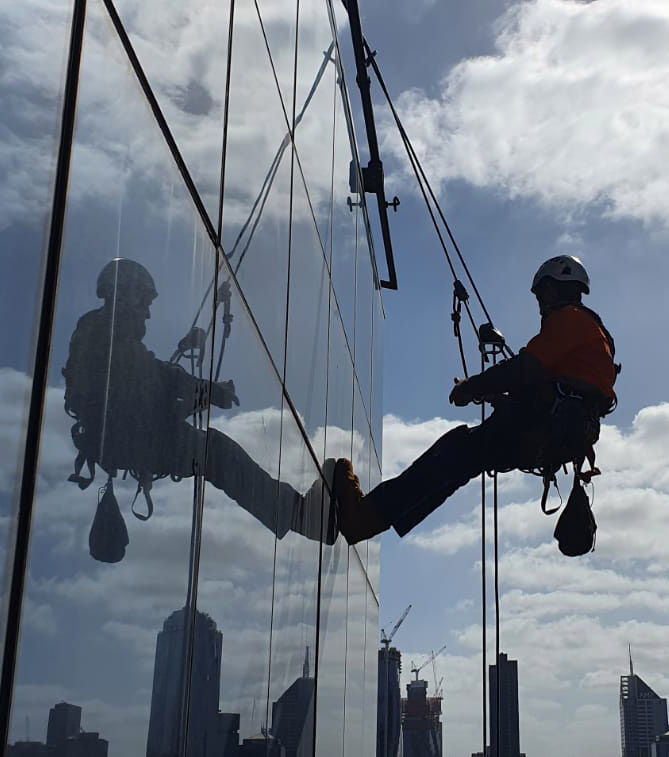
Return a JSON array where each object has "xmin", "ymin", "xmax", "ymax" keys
[
  {"xmin": 186, "ymin": 271, "xmax": 283, "ymax": 754},
  {"xmin": 267, "ymin": 408, "xmax": 323, "ymax": 757},
  {"xmin": 220, "ymin": 1, "xmax": 294, "ymax": 372},
  {"xmin": 330, "ymin": 68, "xmax": 358, "ymax": 345},
  {"xmin": 352, "ymin": 379, "xmax": 371, "ymax": 571},
  {"xmin": 113, "ymin": 0, "xmax": 232, "ymax": 224},
  {"xmin": 285, "ymin": 174, "xmax": 329, "ymax": 457},
  {"xmin": 367, "ymin": 457, "xmax": 382, "ymax": 598},
  {"xmin": 7, "ymin": 4, "xmax": 216, "ymax": 753},
  {"xmin": 343, "ymin": 545, "xmax": 367, "ymax": 756},
  {"xmin": 254, "ymin": 0, "xmax": 297, "ymax": 112},
  {"xmin": 293, "ymin": 0, "xmax": 336, "ymax": 249},
  {"xmin": 0, "ymin": 0, "xmax": 71, "ymax": 653},
  {"xmin": 355, "ymin": 218, "xmax": 374, "ymax": 420},
  {"xmin": 315, "ymin": 535, "xmax": 348, "ymax": 756},
  {"xmin": 325, "ymin": 306, "xmax": 354, "ymax": 465},
  {"xmin": 371, "ymin": 287, "xmax": 385, "ymax": 463},
  {"xmin": 364, "ymin": 586, "xmax": 380, "ymax": 757}
]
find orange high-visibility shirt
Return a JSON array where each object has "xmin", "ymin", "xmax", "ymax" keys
[{"xmin": 524, "ymin": 306, "xmax": 616, "ymax": 400}]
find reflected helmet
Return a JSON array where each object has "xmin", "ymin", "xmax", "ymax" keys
[
  {"xmin": 96, "ymin": 258, "xmax": 158, "ymax": 302},
  {"xmin": 531, "ymin": 255, "xmax": 590, "ymax": 295}
]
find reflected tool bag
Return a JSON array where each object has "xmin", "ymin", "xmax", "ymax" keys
[
  {"xmin": 553, "ymin": 479, "xmax": 597, "ymax": 557},
  {"xmin": 89, "ymin": 477, "xmax": 129, "ymax": 563}
]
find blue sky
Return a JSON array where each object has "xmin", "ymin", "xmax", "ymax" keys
[{"xmin": 363, "ymin": 1, "xmax": 669, "ymax": 754}]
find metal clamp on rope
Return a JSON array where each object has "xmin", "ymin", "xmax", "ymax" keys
[
  {"xmin": 451, "ymin": 279, "xmax": 469, "ymax": 336},
  {"xmin": 478, "ymin": 322, "xmax": 506, "ymax": 363}
]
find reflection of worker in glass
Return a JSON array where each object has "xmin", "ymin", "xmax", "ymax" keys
[
  {"xmin": 336, "ymin": 256, "xmax": 619, "ymax": 543},
  {"xmin": 63, "ymin": 258, "xmax": 332, "ymax": 562}
]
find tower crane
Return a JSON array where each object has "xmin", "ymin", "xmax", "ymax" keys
[
  {"xmin": 432, "ymin": 654, "xmax": 445, "ymax": 699},
  {"xmin": 410, "ymin": 643, "xmax": 447, "ymax": 682},
  {"xmin": 380, "ymin": 604, "xmax": 412, "ymax": 651}
]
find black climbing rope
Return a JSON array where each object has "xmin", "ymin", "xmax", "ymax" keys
[{"xmin": 354, "ymin": 36, "xmax": 511, "ymax": 752}]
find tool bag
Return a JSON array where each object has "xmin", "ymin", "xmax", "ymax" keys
[
  {"xmin": 89, "ymin": 477, "xmax": 129, "ymax": 563},
  {"xmin": 553, "ymin": 477, "xmax": 597, "ymax": 557}
]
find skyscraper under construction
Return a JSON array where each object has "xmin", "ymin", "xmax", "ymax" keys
[{"xmin": 401, "ymin": 677, "xmax": 442, "ymax": 757}]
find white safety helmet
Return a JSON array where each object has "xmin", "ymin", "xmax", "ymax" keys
[{"xmin": 531, "ymin": 255, "xmax": 590, "ymax": 295}]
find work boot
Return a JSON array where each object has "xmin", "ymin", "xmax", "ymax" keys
[
  {"xmin": 291, "ymin": 459, "xmax": 338, "ymax": 545},
  {"xmin": 334, "ymin": 459, "xmax": 390, "ymax": 544}
]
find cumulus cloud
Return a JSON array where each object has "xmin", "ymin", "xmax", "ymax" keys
[
  {"xmin": 379, "ymin": 0, "xmax": 669, "ymax": 225},
  {"xmin": 384, "ymin": 403, "xmax": 669, "ymax": 757},
  {"xmin": 1, "ymin": 0, "xmax": 343, "ymax": 235}
]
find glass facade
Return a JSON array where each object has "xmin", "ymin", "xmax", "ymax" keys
[{"xmin": 0, "ymin": 0, "xmax": 382, "ymax": 755}]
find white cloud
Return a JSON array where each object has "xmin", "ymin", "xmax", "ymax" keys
[
  {"xmin": 380, "ymin": 0, "xmax": 669, "ymax": 225},
  {"xmin": 383, "ymin": 403, "xmax": 669, "ymax": 757}
]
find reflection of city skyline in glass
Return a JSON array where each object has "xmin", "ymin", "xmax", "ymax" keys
[
  {"xmin": 147, "ymin": 607, "xmax": 316, "ymax": 756},
  {"xmin": 8, "ymin": 702, "xmax": 108, "ymax": 756}
]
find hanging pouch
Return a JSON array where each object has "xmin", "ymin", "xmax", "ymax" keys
[
  {"xmin": 553, "ymin": 479, "xmax": 596, "ymax": 557},
  {"xmin": 89, "ymin": 477, "xmax": 129, "ymax": 563}
]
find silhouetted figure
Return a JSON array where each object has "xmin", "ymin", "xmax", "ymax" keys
[
  {"xmin": 63, "ymin": 259, "xmax": 332, "ymax": 562},
  {"xmin": 336, "ymin": 255, "xmax": 619, "ymax": 544}
]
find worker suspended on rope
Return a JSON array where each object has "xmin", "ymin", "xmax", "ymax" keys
[
  {"xmin": 63, "ymin": 258, "xmax": 333, "ymax": 563},
  {"xmin": 334, "ymin": 255, "xmax": 620, "ymax": 545}
]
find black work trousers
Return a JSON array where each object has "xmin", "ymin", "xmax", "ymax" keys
[{"xmin": 371, "ymin": 395, "xmax": 596, "ymax": 536}]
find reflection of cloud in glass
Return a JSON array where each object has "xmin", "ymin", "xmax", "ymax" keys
[{"xmin": 1, "ymin": 368, "xmax": 358, "ymax": 751}]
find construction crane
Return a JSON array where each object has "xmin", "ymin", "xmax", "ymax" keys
[
  {"xmin": 380, "ymin": 604, "xmax": 412, "ymax": 757},
  {"xmin": 431, "ymin": 654, "xmax": 445, "ymax": 699},
  {"xmin": 410, "ymin": 643, "xmax": 447, "ymax": 682},
  {"xmin": 380, "ymin": 604, "xmax": 412, "ymax": 651}
]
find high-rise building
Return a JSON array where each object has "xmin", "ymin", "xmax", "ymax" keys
[
  {"xmin": 9, "ymin": 702, "xmax": 107, "ymax": 757},
  {"xmin": 7, "ymin": 744, "xmax": 52, "ymax": 757},
  {"xmin": 620, "ymin": 650, "xmax": 668, "ymax": 757},
  {"xmin": 46, "ymin": 703, "xmax": 81, "ymax": 751},
  {"xmin": 147, "ymin": 608, "xmax": 222, "ymax": 757},
  {"xmin": 377, "ymin": 647, "xmax": 402, "ymax": 757},
  {"xmin": 214, "ymin": 713, "xmax": 240, "ymax": 757},
  {"xmin": 401, "ymin": 678, "xmax": 442, "ymax": 757},
  {"xmin": 489, "ymin": 653, "xmax": 521, "ymax": 757},
  {"xmin": 62, "ymin": 731, "xmax": 108, "ymax": 757},
  {"xmin": 239, "ymin": 732, "xmax": 285, "ymax": 756},
  {"xmin": 270, "ymin": 648, "xmax": 315, "ymax": 757}
]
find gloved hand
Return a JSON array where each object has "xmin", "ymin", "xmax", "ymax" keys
[
  {"xmin": 212, "ymin": 379, "xmax": 240, "ymax": 409},
  {"xmin": 449, "ymin": 377, "xmax": 475, "ymax": 407}
]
